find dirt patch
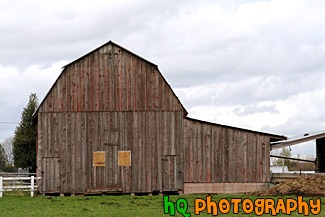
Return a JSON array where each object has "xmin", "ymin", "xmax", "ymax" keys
[{"xmin": 246, "ymin": 174, "xmax": 325, "ymax": 197}]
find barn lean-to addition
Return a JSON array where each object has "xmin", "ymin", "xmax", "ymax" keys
[{"xmin": 33, "ymin": 41, "xmax": 286, "ymax": 195}]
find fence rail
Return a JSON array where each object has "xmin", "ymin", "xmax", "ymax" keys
[
  {"xmin": 0, "ymin": 176, "xmax": 41, "ymax": 197},
  {"xmin": 0, "ymin": 172, "xmax": 37, "ymax": 176}
]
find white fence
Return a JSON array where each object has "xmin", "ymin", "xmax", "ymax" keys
[{"xmin": 0, "ymin": 176, "xmax": 41, "ymax": 197}]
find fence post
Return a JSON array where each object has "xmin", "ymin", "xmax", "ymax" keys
[
  {"xmin": 31, "ymin": 176, "xmax": 34, "ymax": 197},
  {"xmin": 0, "ymin": 176, "xmax": 2, "ymax": 197}
]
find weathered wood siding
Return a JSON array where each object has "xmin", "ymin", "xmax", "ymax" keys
[
  {"xmin": 183, "ymin": 119, "xmax": 271, "ymax": 183},
  {"xmin": 37, "ymin": 111, "xmax": 184, "ymax": 194},
  {"xmin": 38, "ymin": 43, "xmax": 184, "ymax": 113}
]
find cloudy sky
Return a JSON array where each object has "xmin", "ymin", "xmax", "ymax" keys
[{"xmin": 1, "ymin": 0, "xmax": 325, "ymax": 155}]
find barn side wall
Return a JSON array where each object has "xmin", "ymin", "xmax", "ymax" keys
[
  {"xmin": 37, "ymin": 111, "xmax": 184, "ymax": 194},
  {"xmin": 183, "ymin": 119, "xmax": 271, "ymax": 184}
]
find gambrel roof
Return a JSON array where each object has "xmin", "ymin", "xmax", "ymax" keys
[{"xmin": 33, "ymin": 40, "xmax": 188, "ymax": 117}]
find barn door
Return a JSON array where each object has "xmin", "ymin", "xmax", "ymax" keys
[
  {"xmin": 104, "ymin": 128, "xmax": 122, "ymax": 191},
  {"xmin": 91, "ymin": 127, "xmax": 122, "ymax": 192},
  {"xmin": 105, "ymin": 146, "xmax": 122, "ymax": 190},
  {"xmin": 41, "ymin": 157, "xmax": 60, "ymax": 192},
  {"xmin": 162, "ymin": 155, "xmax": 181, "ymax": 191}
]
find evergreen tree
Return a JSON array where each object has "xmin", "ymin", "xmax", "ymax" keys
[{"xmin": 13, "ymin": 93, "xmax": 38, "ymax": 172}]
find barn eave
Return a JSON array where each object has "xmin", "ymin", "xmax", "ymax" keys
[{"xmin": 185, "ymin": 117, "xmax": 286, "ymax": 141}]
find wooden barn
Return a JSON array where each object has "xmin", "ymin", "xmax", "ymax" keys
[{"xmin": 33, "ymin": 41, "xmax": 286, "ymax": 195}]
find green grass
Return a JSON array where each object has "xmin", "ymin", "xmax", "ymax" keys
[{"xmin": 0, "ymin": 193, "xmax": 323, "ymax": 216}]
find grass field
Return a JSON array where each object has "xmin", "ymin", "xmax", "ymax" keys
[{"xmin": 0, "ymin": 193, "xmax": 323, "ymax": 216}]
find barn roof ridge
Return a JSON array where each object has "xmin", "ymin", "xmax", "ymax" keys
[{"xmin": 63, "ymin": 40, "xmax": 158, "ymax": 68}]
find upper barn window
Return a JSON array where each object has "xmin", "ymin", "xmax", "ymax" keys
[{"xmin": 104, "ymin": 128, "xmax": 119, "ymax": 146}]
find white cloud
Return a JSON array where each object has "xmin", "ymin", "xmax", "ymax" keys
[
  {"xmin": 0, "ymin": 61, "xmax": 66, "ymax": 141},
  {"xmin": 0, "ymin": 0, "xmax": 324, "ymax": 156},
  {"xmin": 177, "ymin": 83, "xmax": 325, "ymax": 155}
]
